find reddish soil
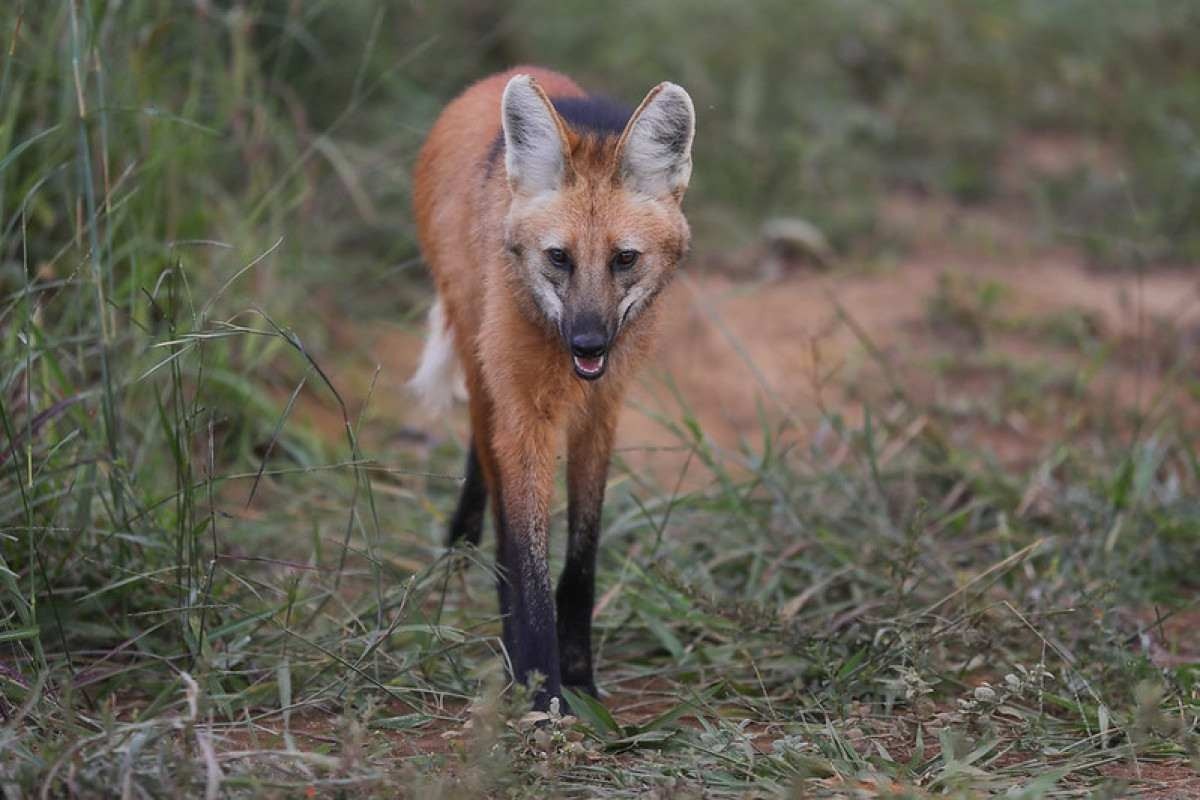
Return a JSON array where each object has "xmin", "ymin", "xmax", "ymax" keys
[
  {"xmin": 1131, "ymin": 608, "xmax": 1200, "ymax": 669},
  {"xmin": 1099, "ymin": 760, "xmax": 1200, "ymax": 799}
]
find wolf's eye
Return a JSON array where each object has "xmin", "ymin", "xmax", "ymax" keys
[
  {"xmin": 545, "ymin": 248, "xmax": 571, "ymax": 270},
  {"xmin": 611, "ymin": 249, "xmax": 640, "ymax": 271}
]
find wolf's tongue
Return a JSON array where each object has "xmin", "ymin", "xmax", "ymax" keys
[{"xmin": 574, "ymin": 355, "xmax": 604, "ymax": 374}]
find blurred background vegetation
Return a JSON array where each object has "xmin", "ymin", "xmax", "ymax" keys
[
  {"xmin": 1, "ymin": 1, "xmax": 1198, "ymax": 795},
  {"xmin": 7, "ymin": 1, "xmax": 1200, "ymax": 303}
]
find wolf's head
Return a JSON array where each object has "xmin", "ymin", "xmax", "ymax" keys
[{"xmin": 500, "ymin": 74, "xmax": 694, "ymax": 381}]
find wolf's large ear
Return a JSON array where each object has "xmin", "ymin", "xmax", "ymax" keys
[
  {"xmin": 616, "ymin": 82, "xmax": 695, "ymax": 200},
  {"xmin": 502, "ymin": 74, "xmax": 571, "ymax": 196}
]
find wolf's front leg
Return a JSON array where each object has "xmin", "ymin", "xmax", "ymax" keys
[
  {"xmin": 492, "ymin": 418, "xmax": 562, "ymax": 710},
  {"xmin": 557, "ymin": 403, "xmax": 618, "ymax": 697}
]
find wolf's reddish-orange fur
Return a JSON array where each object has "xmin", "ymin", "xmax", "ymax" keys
[
  {"xmin": 416, "ymin": 67, "xmax": 675, "ymax": 482},
  {"xmin": 412, "ymin": 66, "xmax": 693, "ymax": 708}
]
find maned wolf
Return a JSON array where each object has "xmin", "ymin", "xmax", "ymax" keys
[{"xmin": 411, "ymin": 67, "xmax": 694, "ymax": 709}]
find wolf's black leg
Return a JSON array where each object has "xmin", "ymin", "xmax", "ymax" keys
[{"xmin": 447, "ymin": 440, "xmax": 488, "ymax": 547}]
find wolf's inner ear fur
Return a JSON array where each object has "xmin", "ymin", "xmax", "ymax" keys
[
  {"xmin": 502, "ymin": 75, "xmax": 571, "ymax": 196},
  {"xmin": 617, "ymin": 82, "xmax": 695, "ymax": 200}
]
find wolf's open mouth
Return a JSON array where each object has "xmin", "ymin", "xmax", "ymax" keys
[{"xmin": 572, "ymin": 354, "xmax": 606, "ymax": 380}]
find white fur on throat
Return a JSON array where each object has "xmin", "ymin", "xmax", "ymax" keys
[{"xmin": 409, "ymin": 298, "xmax": 467, "ymax": 411}]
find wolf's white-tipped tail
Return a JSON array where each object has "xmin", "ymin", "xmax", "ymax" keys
[{"xmin": 409, "ymin": 298, "xmax": 466, "ymax": 411}]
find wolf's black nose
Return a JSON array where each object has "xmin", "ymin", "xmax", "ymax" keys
[{"xmin": 570, "ymin": 331, "xmax": 607, "ymax": 357}]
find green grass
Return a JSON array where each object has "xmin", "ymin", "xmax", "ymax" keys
[{"xmin": 2, "ymin": 2, "xmax": 1199, "ymax": 797}]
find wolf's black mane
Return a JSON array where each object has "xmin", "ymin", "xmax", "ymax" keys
[
  {"xmin": 485, "ymin": 93, "xmax": 633, "ymax": 178},
  {"xmin": 550, "ymin": 94, "xmax": 632, "ymax": 138}
]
